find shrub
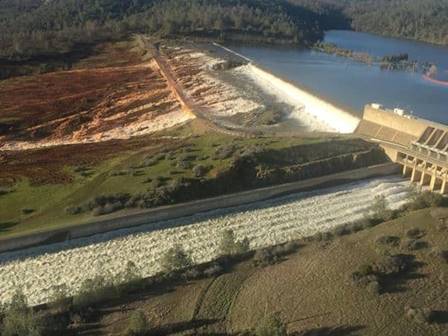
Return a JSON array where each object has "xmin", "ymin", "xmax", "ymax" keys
[
  {"xmin": 48, "ymin": 284, "xmax": 71, "ymax": 313},
  {"xmin": 192, "ymin": 164, "xmax": 208, "ymax": 177},
  {"xmin": 160, "ymin": 245, "xmax": 193, "ymax": 273},
  {"xmin": 203, "ymin": 263, "xmax": 224, "ymax": 278},
  {"xmin": 439, "ymin": 250, "xmax": 448, "ymax": 263},
  {"xmin": 367, "ymin": 195, "xmax": 392, "ymax": 223},
  {"xmin": 406, "ymin": 228, "xmax": 426, "ymax": 239},
  {"xmin": 73, "ymin": 275, "xmax": 116, "ymax": 310},
  {"xmin": 118, "ymin": 261, "xmax": 142, "ymax": 294},
  {"xmin": 253, "ymin": 248, "xmax": 277, "ymax": 267},
  {"xmin": 21, "ymin": 208, "xmax": 35, "ymax": 215},
  {"xmin": 366, "ymin": 280, "xmax": 381, "ymax": 295},
  {"xmin": 372, "ymin": 254, "xmax": 413, "ymax": 275},
  {"xmin": 177, "ymin": 160, "xmax": 192, "ymax": 169},
  {"xmin": 214, "ymin": 145, "xmax": 235, "ymax": 159},
  {"xmin": 65, "ymin": 206, "xmax": 83, "ymax": 215},
  {"xmin": 375, "ymin": 235, "xmax": 400, "ymax": 247},
  {"xmin": 125, "ymin": 310, "xmax": 149, "ymax": 336},
  {"xmin": 333, "ymin": 225, "xmax": 351, "ymax": 236},
  {"xmin": 402, "ymin": 239, "xmax": 430, "ymax": 251},
  {"xmin": 255, "ymin": 313, "xmax": 287, "ymax": 336},
  {"xmin": 405, "ymin": 306, "xmax": 433, "ymax": 324},
  {"xmin": 219, "ymin": 229, "xmax": 250, "ymax": 256},
  {"xmin": 183, "ymin": 267, "xmax": 203, "ymax": 280},
  {"xmin": 2, "ymin": 290, "xmax": 43, "ymax": 336}
]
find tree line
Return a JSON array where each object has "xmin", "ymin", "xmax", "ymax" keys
[
  {"xmin": 0, "ymin": 0, "xmax": 325, "ymax": 61},
  {"xmin": 291, "ymin": 0, "xmax": 448, "ymax": 45},
  {"xmin": 1, "ymin": 0, "xmax": 447, "ymax": 62}
]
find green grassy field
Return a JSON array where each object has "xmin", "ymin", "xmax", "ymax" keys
[{"xmin": 0, "ymin": 125, "xmax": 334, "ymax": 239}]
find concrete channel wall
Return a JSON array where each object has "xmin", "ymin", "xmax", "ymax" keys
[{"xmin": 0, "ymin": 163, "xmax": 399, "ymax": 254}]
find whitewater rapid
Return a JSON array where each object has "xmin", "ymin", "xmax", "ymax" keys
[{"xmin": 0, "ymin": 176, "xmax": 411, "ymax": 306}]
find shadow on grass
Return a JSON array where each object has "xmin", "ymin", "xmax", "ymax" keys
[
  {"xmin": 430, "ymin": 310, "xmax": 448, "ymax": 324},
  {"xmin": 379, "ymin": 254, "xmax": 426, "ymax": 294},
  {"xmin": 0, "ymin": 221, "xmax": 19, "ymax": 233},
  {"xmin": 148, "ymin": 318, "xmax": 219, "ymax": 336},
  {"xmin": 292, "ymin": 325, "xmax": 365, "ymax": 336}
]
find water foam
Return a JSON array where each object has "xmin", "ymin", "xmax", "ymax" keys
[
  {"xmin": 0, "ymin": 176, "xmax": 411, "ymax": 305},
  {"xmin": 240, "ymin": 64, "xmax": 360, "ymax": 133}
]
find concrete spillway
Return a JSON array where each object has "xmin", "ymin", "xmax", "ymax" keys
[
  {"xmin": 0, "ymin": 176, "xmax": 410, "ymax": 306},
  {"xmin": 243, "ymin": 64, "xmax": 360, "ymax": 133},
  {"xmin": 214, "ymin": 43, "xmax": 360, "ymax": 133}
]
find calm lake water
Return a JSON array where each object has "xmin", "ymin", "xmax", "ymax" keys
[{"xmin": 228, "ymin": 30, "xmax": 448, "ymax": 124}]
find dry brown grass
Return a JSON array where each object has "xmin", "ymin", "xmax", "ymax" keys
[{"xmin": 88, "ymin": 209, "xmax": 448, "ymax": 336}]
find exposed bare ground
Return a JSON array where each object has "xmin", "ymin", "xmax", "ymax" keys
[{"xmin": 0, "ymin": 42, "xmax": 195, "ymax": 151}]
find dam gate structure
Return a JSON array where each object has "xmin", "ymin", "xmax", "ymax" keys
[{"xmin": 356, "ymin": 104, "xmax": 448, "ymax": 194}]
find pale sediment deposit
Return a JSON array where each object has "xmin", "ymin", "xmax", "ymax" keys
[{"xmin": 0, "ymin": 176, "xmax": 411, "ymax": 306}]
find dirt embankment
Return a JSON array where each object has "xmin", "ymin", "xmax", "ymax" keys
[{"xmin": 0, "ymin": 41, "xmax": 196, "ymax": 151}]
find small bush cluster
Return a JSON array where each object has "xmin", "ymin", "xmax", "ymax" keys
[
  {"xmin": 125, "ymin": 310, "xmax": 149, "ymax": 336},
  {"xmin": 255, "ymin": 313, "xmax": 287, "ymax": 336},
  {"xmin": 351, "ymin": 254, "xmax": 415, "ymax": 294},
  {"xmin": 0, "ymin": 188, "xmax": 13, "ymax": 196},
  {"xmin": 1, "ymin": 290, "xmax": 43, "ymax": 336},
  {"xmin": 73, "ymin": 275, "xmax": 117, "ymax": 311},
  {"xmin": 366, "ymin": 195, "xmax": 393, "ymax": 224},
  {"xmin": 253, "ymin": 242, "xmax": 299, "ymax": 267},
  {"xmin": 351, "ymin": 264, "xmax": 380, "ymax": 294},
  {"xmin": 133, "ymin": 153, "xmax": 166, "ymax": 169},
  {"xmin": 161, "ymin": 245, "xmax": 193, "ymax": 273},
  {"xmin": 405, "ymin": 306, "xmax": 433, "ymax": 324},
  {"xmin": 439, "ymin": 250, "xmax": 448, "ymax": 263},
  {"xmin": 408, "ymin": 191, "xmax": 446, "ymax": 209},
  {"xmin": 192, "ymin": 164, "xmax": 210, "ymax": 178},
  {"xmin": 74, "ymin": 166, "xmax": 94, "ymax": 177},
  {"xmin": 402, "ymin": 239, "xmax": 430, "ymax": 251},
  {"xmin": 110, "ymin": 169, "xmax": 131, "ymax": 176},
  {"xmin": 214, "ymin": 145, "xmax": 236, "ymax": 160},
  {"xmin": 375, "ymin": 235, "xmax": 401, "ymax": 247},
  {"xmin": 406, "ymin": 228, "xmax": 426, "ymax": 239},
  {"xmin": 182, "ymin": 261, "xmax": 224, "ymax": 281},
  {"xmin": 21, "ymin": 208, "xmax": 35, "ymax": 215},
  {"xmin": 219, "ymin": 230, "xmax": 250, "ymax": 257}
]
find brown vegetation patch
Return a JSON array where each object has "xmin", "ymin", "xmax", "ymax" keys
[{"xmin": 0, "ymin": 136, "xmax": 177, "ymax": 185}]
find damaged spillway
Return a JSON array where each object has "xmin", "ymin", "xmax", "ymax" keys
[{"xmin": 0, "ymin": 176, "xmax": 410, "ymax": 306}]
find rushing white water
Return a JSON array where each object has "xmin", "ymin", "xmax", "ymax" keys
[
  {"xmin": 213, "ymin": 43, "xmax": 360, "ymax": 133},
  {"xmin": 0, "ymin": 176, "xmax": 411, "ymax": 306},
  {"xmin": 240, "ymin": 64, "xmax": 360, "ymax": 133}
]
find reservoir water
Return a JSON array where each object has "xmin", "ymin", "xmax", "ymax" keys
[{"xmin": 228, "ymin": 30, "xmax": 448, "ymax": 124}]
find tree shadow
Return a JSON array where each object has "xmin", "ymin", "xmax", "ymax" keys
[
  {"xmin": 292, "ymin": 325, "xmax": 365, "ymax": 336},
  {"xmin": 147, "ymin": 318, "xmax": 219, "ymax": 336},
  {"xmin": 379, "ymin": 254, "xmax": 426, "ymax": 294},
  {"xmin": 0, "ymin": 221, "xmax": 19, "ymax": 233},
  {"xmin": 430, "ymin": 310, "xmax": 448, "ymax": 324}
]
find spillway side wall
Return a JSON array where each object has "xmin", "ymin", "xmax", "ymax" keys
[
  {"xmin": 0, "ymin": 163, "xmax": 399, "ymax": 254},
  {"xmin": 363, "ymin": 105, "xmax": 428, "ymax": 137}
]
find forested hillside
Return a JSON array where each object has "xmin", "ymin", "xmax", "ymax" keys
[
  {"xmin": 346, "ymin": 0, "xmax": 448, "ymax": 45},
  {"xmin": 291, "ymin": 0, "xmax": 448, "ymax": 45},
  {"xmin": 1, "ymin": 0, "xmax": 447, "ymax": 63},
  {"xmin": 0, "ymin": 0, "xmax": 324, "ymax": 61}
]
